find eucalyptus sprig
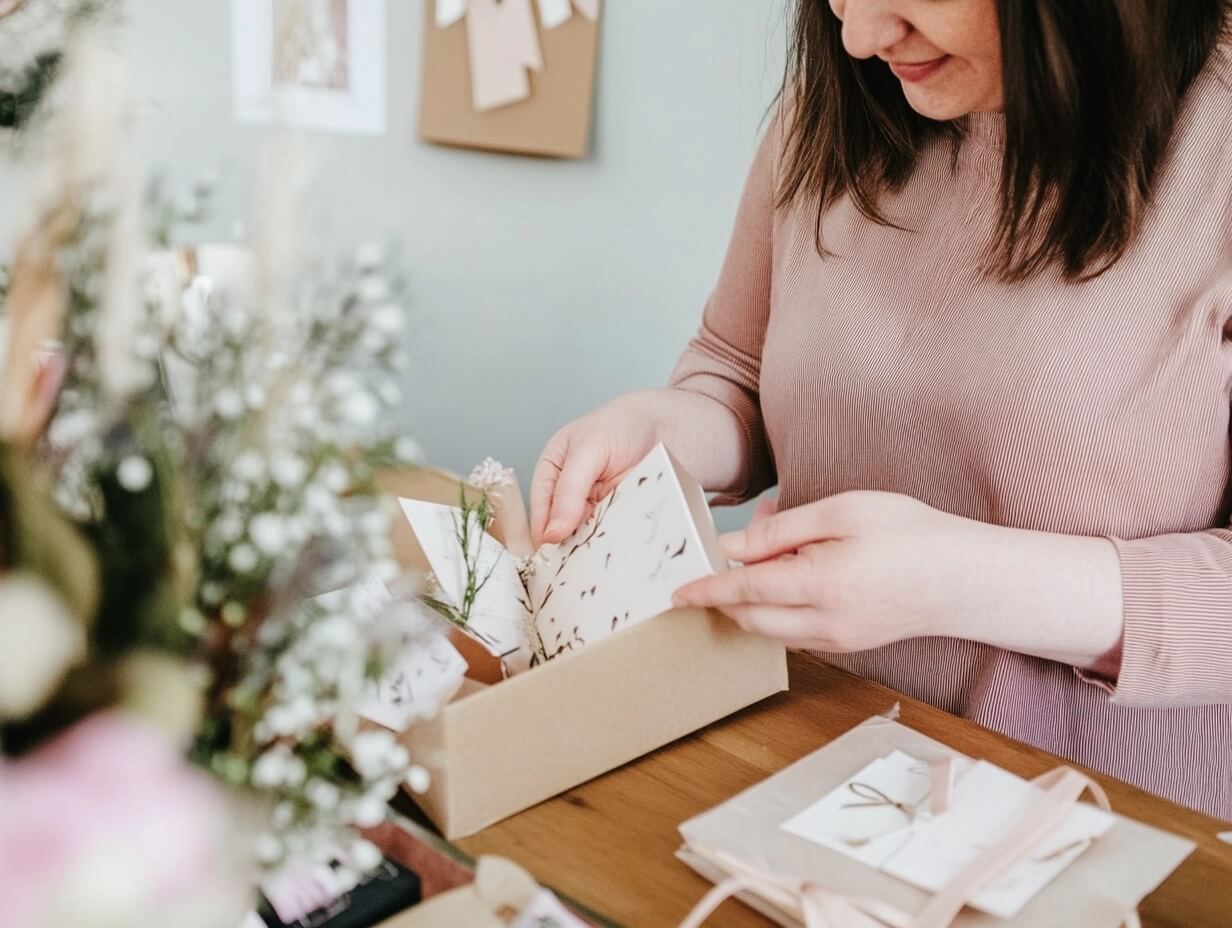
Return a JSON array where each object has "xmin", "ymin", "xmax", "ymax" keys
[{"xmin": 421, "ymin": 483, "xmax": 500, "ymax": 632}]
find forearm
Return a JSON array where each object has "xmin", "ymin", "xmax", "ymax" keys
[
  {"xmin": 622, "ymin": 387, "xmax": 749, "ymax": 495},
  {"xmin": 938, "ymin": 519, "xmax": 1125, "ymax": 670}
]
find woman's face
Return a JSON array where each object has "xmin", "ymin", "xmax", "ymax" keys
[{"xmin": 828, "ymin": 0, "xmax": 1003, "ymax": 119}]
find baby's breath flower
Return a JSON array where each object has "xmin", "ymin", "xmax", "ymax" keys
[
  {"xmin": 468, "ymin": 457, "xmax": 516, "ymax": 492},
  {"xmin": 116, "ymin": 455, "xmax": 152, "ymax": 492}
]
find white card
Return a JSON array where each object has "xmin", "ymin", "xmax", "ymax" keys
[
  {"xmin": 782, "ymin": 751, "xmax": 1115, "ymax": 918},
  {"xmin": 536, "ymin": 0, "xmax": 572, "ymax": 29},
  {"xmin": 525, "ymin": 443, "xmax": 725, "ymax": 663},
  {"xmin": 398, "ymin": 498, "xmax": 533, "ymax": 672},
  {"xmin": 314, "ymin": 580, "xmax": 467, "ymax": 730}
]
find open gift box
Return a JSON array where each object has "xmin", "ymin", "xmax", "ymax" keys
[{"xmin": 376, "ymin": 466, "xmax": 788, "ymax": 840}]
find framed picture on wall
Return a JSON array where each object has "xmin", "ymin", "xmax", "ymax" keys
[{"xmin": 231, "ymin": 0, "xmax": 387, "ymax": 135}]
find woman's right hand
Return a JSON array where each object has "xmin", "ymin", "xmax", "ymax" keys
[{"xmin": 529, "ymin": 390, "xmax": 666, "ymax": 547}]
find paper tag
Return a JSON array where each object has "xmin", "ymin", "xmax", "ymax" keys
[
  {"xmin": 466, "ymin": 0, "xmax": 539, "ymax": 111},
  {"xmin": 314, "ymin": 580, "xmax": 466, "ymax": 729},
  {"xmin": 537, "ymin": 0, "xmax": 572, "ymax": 29},
  {"xmin": 355, "ymin": 600, "xmax": 467, "ymax": 732},
  {"xmin": 436, "ymin": 0, "xmax": 468, "ymax": 28},
  {"xmin": 782, "ymin": 751, "xmax": 1115, "ymax": 919}
]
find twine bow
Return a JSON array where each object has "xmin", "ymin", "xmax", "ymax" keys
[
  {"xmin": 679, "ymin": 764, "xmax": 1142, "ymax": 928},
  {"xmin": 434, "ymin": 0, "xmax": 600, "ymax": 112}
]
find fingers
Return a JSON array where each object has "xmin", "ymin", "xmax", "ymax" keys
[
  {"xmin": 542, "ymin": 442, "xmax": 609, "ymax": 544},
  {"xmin": 529, "ymin": 441, "xmax": 565, "ymax": 548},
  {"xmin": 720, "ymin": 604, "xmax": 827, "ymax": 646},
  {"xmin": 672, "ymin": 556, "xmax": 817, "ymax": 610},
  {"xmin": 719, "ymin": 604, "xmax": 868, "ymax": 652},
  {"xmin": 720, "ymin": 498, "xmax": 846, "ymax": 564}
]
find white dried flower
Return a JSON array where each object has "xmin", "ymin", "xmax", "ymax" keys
[
  {"xmin": 0, "ymin": 574, "xmax": 86, "ymax": 720},
  {"xmin": 249, "ymin": 512, "xmax": 286, "ymax": 555},
  {"xmin": 350, "ymin": 730, "xmax": 396, "ymax": 779},
  {"xmin": 227, "ymin": 543, "xmax": 259, "ymax": 573},
  {"xmin": 351, "ymin": 795, "xmax": 387, "ymax": 829},
  {"xmin": 406, "ymin": 766, "xmax": 431, "ymax": 794},
  {"xmin": 116, "ymin": 455, "xmax": 153, "ymax": 492},
  {"xmin": 306, "ymin": 779, "xmax": 340, "ymax": 811},
  {"xmin": 252, "ymin": 750, "xmax": 289, "ymax": 789},
  {"xmin": 215, "ymin": 388, "xmax": 244, "ymax": 420},
  {"xmin": 348, "ymin": 839, "xmax": 382, "ymax": 872},
  {"xmin": 254, "ymin": 833, "xmax": 284, "ymax": 865},
  {"xmin": 271, "ymin": 452, "xmax": 308, "ymax": 488},
  {"xmin": 468, "ymin": 457, "xmax": 516, "ymax": 491},
  {"xmin": 369, "ymin": 304, "xmax": 404, "ymax": 334},
  {"xmin": 394, "ymin": 436, "xmax": 423, "ymax": 463},
  {"xmin": 232, "ymin": 451, "xmax": 265, "ymax": 483},
  {"xmin": 343, "ymin": 391, "xmax": 378, "ymax": 425}
]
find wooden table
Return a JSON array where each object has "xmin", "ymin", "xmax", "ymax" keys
[{"xmin": 456, "ymin": 652, "xmax": 1232, "ymax": 928}]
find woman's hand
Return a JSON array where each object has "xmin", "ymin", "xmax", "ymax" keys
[
  {"xmin": 530, "ymin": 388, "xmax": 749, "ymax": 547},
  {"xmin": 530, "ymin": 391, "xmax": 666, "ymax": 547},
  {"xmin": 673, "ymin": 491, "xmax": 1125, "ymax": 669}
]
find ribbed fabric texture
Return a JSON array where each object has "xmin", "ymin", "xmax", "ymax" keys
[{"xmin": 670, "ymin": 47, "xmax": 1232, "ymax": 819}]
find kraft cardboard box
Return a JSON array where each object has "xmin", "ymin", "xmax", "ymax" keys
[{"xmin": 377, "ymin": 467, "xmax": 789, "ymax": 839}]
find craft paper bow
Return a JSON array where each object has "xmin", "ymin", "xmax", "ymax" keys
[{"xmin": 435, "ymin": 0, "xmax": 601, "ymax": 111}]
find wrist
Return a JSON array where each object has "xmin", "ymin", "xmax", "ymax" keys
[{"xmin": 944, "ymin": 520, "xmax": 1124, "ymax": 667}]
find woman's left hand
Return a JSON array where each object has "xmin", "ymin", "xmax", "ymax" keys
[
  {"xmin": 672, "ymin": 490, "xmax": 1124, "ymax": 665},
  {"xmin": 672, "ymin": 491, "xmax": 968, "ymax": 651}
]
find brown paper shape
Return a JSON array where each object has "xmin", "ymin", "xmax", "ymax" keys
[{"xmin": 419, "ymin": 0, "xmax": 600, "ymax": 158}]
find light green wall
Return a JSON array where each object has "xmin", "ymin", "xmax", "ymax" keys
[{"xmin": 3, "ymin": 0, "xmax": 787, "ymax": 527}]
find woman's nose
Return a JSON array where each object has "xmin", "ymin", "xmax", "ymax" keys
[{"xmin": 831, "ymin": 0, "xmax": 911, "ymax": 60}]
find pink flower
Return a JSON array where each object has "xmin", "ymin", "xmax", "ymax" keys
[{"xmin": 0, "ymin": 712, "xmax": 250, "ymax": 928}]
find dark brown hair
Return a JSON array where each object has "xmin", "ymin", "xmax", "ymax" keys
[{"xmin": 780, "ymin": 1, "xmax": 1231, "ymax": 281}]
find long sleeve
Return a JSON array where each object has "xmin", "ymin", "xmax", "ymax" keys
[
  {"xmin": 668, "ymin": 114, "xmax": 781, "ymax": 504},
  {"xmin": 1100, "ymin": 529, "xmax": 1232, "ymax": 707}
]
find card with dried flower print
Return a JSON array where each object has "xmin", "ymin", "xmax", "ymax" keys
[
  {"xmin": 397, "ymin": 444, "xmax": 729, "ymax": 676},
  {"xmin": 524, "ymin": 443, "xmax": 728, "ymax": 665}
]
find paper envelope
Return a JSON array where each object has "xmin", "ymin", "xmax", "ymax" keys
[{"xmin": 677, "ymin": 713, "xmax": 1195, "ymax": 928}]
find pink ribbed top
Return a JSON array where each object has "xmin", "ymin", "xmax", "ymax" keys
[{"xmin": 670, "ymin": 46, "xmax": 1232, "ymax": 819}]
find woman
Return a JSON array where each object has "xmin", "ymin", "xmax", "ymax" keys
[{"xmin": 530, "ymin": 0, "xmax": 1232, "ymax": 820}]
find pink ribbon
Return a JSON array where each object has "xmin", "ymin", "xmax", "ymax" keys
[{"xmin": 679, "ymin": 765, "xmax": 1142, "ymax": 928}]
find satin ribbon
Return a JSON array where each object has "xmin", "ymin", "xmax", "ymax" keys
[
  {"xmin": 434, "ymin": 0, "xmax": 600, "ymax": 112},
  {"xmin": 679, "ymin": 765, "xmax": 1142, "ymax": 928}
]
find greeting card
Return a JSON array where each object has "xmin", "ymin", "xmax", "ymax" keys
[{"xmin": 398, "ymin": 443, "xmax": 728, "ymax": 676}]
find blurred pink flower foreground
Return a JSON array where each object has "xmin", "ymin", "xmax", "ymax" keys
[{"xmin": 0, "ymin": 712, "xmax": 249, "ymax": 928}]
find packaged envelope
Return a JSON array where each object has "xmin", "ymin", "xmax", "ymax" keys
[{"xmin": 677, "ymin": 713, "xmax": 1195, "ymax": 928}]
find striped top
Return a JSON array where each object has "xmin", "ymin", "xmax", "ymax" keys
[{"xmin": 670, "ymin": 44, "xmax": 1232, "ymax": 819}]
